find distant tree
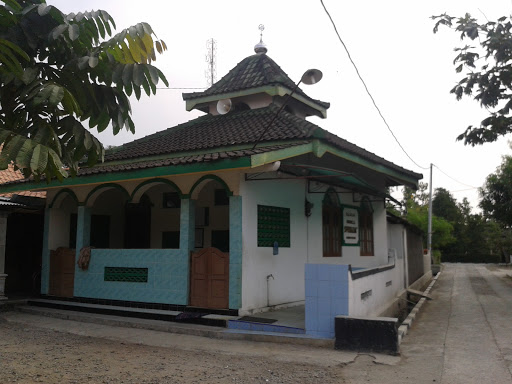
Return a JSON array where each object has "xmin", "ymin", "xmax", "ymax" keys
[
  {"xmin": 0, "ymin": 0, "xmax": 168, "ymax": 181},
  {"xmin": 479, "ymin": 155, "xmax": 512, "ymax": 227},
  {"xmin": 433, "ymin": 188, "xmax": 462, "ymax": 223},
  {"xmin": 432, "ymin": 13, "xmax": 512, "ymax": 145},
  {"xmin": 401, "ymin": 182, "xmax": 455, "ymax": 253}
]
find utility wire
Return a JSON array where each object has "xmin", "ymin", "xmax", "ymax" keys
[
  {"xmin": 433, "ymin": 164, "xmax": 478, "ymax": 189},
  {"xmin": 156, "ymin": 87, "xmax": 205, "ymax": 90},
  {"xmin": 320, "ymin": 0, "xmax": 429, "ymax": 171}
]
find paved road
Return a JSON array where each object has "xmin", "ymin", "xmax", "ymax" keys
[
  {"xmin": 343, "ymin": 263, "xmax": 512, "ymax": 383},
  {"xmin": 2, "ymin": 263, "xmax": 512, "ymax": 383}
]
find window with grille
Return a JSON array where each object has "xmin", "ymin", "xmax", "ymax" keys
[
  {"xmin": 104, "ymin": 267, "xmax": 148, "ymax": 283},
  {"xmin": 257, "ymin": 205, "xmax": 290, "ymax": 247}
]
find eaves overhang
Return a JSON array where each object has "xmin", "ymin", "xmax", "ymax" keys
[{"xmin": 185, "ymin": 85, "xmax": 328, "ymax": 119}]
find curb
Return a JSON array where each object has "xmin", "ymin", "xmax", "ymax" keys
[
  {"xmin": 11, "ymin": 305, "xmax": 333, "ymax": 349},
  {"xmin": 398, "ymin": 271, "xmax": 441, "ymax": 344}
]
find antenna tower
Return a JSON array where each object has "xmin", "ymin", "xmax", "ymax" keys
[{"xmin": 205, "ymin": 38, "xmax": 217, "ymax": 87}]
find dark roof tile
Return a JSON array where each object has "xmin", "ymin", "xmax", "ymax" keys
[{"xmin": 182, "ymin": 53, "xmax": 329, "ymax": 109}]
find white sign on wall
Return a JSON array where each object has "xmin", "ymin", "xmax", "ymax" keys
[{"xmin": 343, "ymin": 207, "xmax": 359, "ymax": 245}]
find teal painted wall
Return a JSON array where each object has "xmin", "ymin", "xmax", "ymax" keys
[
  {"xmin": 229, "ymin": 195, "xmax": 242, "ymax": 309},
  {"xmin": 73, "ymin": 199, "xmax": 194, "ymax": 305},
  {"xmin": 73, "ymin": 248, "xmax": 189, "ymax": 304}
]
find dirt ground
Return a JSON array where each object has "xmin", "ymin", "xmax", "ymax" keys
[{"xmin": 0, "ymin": 319, "xmax": 346, "ymax": 384}]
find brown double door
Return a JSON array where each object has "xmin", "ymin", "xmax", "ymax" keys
[{"xmin": 189, "ymin": 247, "xmax": 229, "ymax": 309}]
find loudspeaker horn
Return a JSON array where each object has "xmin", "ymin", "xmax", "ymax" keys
[{"xmin": 216, "ymin": 98, "xmax": 232, "ymax": 115}]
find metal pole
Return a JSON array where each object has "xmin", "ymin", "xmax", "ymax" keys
[{"xmin": 428, "ymin": 163, "xmax": 433, "ymax": 263}]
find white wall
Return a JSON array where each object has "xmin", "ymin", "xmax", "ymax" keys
[
  {"xmin": 240, "ymin": 175, "xmax": 394, "ymax": 313},
  {"xmin": 387, "ymin": 223, "xmax": 407, "ymax": 290},
  {"xmin": 240, "ymin": 177, "xmax": 308, "ymax": 312},
  {"xmin": 348, "ymin": 264, "xmax": 404, "ymax": 317}
]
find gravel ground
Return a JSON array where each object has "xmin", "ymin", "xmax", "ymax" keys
[{"xmin": 0, "ymin": 319, "xmax": 345, "ymax": 384}]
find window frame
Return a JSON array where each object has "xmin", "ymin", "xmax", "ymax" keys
[
  {"xmin": 359, "ymin": 197, "xmax": 374, "ymax": 256},
  {"xmin": 322, "ymin": 190, "xmax": 342, "ymax": 257}
]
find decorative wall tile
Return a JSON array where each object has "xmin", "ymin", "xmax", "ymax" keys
[{"xmin": 305, "ymin": 264, "xmax": 349, "ymax": 338}]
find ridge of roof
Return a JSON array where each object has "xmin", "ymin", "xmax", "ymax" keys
[{"xmin": 182, "ymin": 53, "xmax": 329, "ymax": 110}]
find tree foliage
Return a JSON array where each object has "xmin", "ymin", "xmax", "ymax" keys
[
  {"xmin": 480, "ymin": 154, "xmax": 512, "ymax": 227},
  {"xmin": 432, "ymin": 13, "xmax": 512, "ymax": 145},
  {"xmin": 401, "ymin": 182, "xmax": 455, "ymax": 250},
  {"xmin": 0, "ymin": 0, "xmax": 168, "ymax": 181}
]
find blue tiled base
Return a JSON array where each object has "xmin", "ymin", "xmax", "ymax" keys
[{"xmin": 228, "ymin": 320, "xmax": 305, "ymax": 335}]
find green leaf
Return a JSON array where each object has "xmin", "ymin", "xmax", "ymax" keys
[
  {"xmin": 120, "ymin": 41, "xmax": 134, "ymax": 63},
  {"xmin": 68, "ymin": 24, "xmax": 80, "ymax": 41},
  {"xmin": 89, "ymin": 55, "xmax": 99, "ymax": 68},
  {"xmin": 127, "ymin": 35, "xmax": 142, "ymax": 62},
  {"xmin": 48, "ymin": 85, "xmax": 65, "ymax": 106},
  {"xmin": 51, "ymin": 24, "xmax": 68, "ymax": 40},
  {"xmin": 83, "ymin": 130, "xmax": 93, "ymax": 150},
  {"xmin": 122, "ymin": 63, "xmax": 133, "ymax": 87},
  {"xmin": 100, "ymin": 10, "xmax": 113, "ymax": 35},
  {"xmin": 97, "ymin": 110, "xmax": 110, "ymax": 133},
  {"xmin": 0, "ymin": 38, "xmax": 30, "ymax": 61},
  {"xmin": 30, "ymin": 144, "xmax": 49, "ymax": 173},
  {"xmin": 147, "ymin": 65, "xmax": 159, "ymax": 85},
  {"xmin": 133, "ymin": 63, "xmax": 143, "ymax": 86},
  {"xmin": 37, "ymin": 3, "xmax": 51, "ymax": 16}
]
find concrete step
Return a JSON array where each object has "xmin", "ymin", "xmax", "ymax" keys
[{"xmin": 27, "ymin": 299, "xmax": 237, "ymax": 327}]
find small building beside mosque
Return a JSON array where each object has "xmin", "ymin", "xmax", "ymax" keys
[{"xmin": 0, "ymin": 39, "xmax": 427, "ymax": 328}]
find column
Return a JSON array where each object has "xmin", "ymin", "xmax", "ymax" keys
[
  {"xmin": 177, "ymin": 198, "xmax": 194, "ymax": 304},
  {"xmin": 40, "ymin": 208, "xmax": 51, "ymax": 294},
  {"xmin": 0, "ymin": 212, "xmax": 8, "ymax": 300},
  {"xmin": 229, "ymin": 195, "xmax": 242, "ymax": 309},
  {"xmin": 73, "ymin": 205, "xmax": 91, "ymax": 297}
]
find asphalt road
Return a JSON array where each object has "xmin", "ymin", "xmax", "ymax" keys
[{"xmin": 2, "ymin": 263, "xmax": 512, "ymax": 383}]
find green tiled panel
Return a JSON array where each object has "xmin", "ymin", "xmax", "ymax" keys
[
  {"xmin": 257, "ymin": 205, "xmax": 290, "ymax": 247},
  {"xmin": 104, "ymin": 267, "xmax": 148, "ymax": 283}
]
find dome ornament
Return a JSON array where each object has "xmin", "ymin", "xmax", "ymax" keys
[{"xmin": 254, "ymin": 24, "xmax": 268, "ymax": 54}]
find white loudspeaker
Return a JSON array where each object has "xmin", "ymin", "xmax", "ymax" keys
[{"xmin": 216, "ymin": 99, "xmax": 232, "ymax": 115}]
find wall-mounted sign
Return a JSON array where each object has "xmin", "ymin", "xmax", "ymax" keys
[{"xmin": 343, "ymin": 207, "xmax": 359, "ymax": 245}]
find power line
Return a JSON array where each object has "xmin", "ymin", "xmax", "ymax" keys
[
  {"xmin": 433, "ymin": 164, "xmax": 478, "ymax": 189},
  {"xmin": 156, "ymin": 87, "xmax": 205, "ymax": 90},
  {"xmin": 319, "ymin": 0, "xmax": 429, "ymax": 171}
]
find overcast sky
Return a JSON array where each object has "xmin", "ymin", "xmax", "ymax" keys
[{"xmin": 47, "ymin": 0, "xmax": 512, "ymax": 211}]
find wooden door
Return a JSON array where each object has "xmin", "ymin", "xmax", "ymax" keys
[{"xmin": 190, "ymin": 247, "xmax": 229, "ymax": 309}]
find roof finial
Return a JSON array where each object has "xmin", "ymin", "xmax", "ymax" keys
[{"xmin": 254, "ymin": 24, "xmax": 268, "ymax": 54}]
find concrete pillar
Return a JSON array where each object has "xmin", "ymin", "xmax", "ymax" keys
[
  {"xmin": 40, "ymin": 208, "xmax": 51, "ymax": 295},
  {"xmin": 75, "ymin": 205, "xmax": 91, "ymax": 255},
  {"xmin": 0, "ymin": 212, "xmax": 9, "ymax": 300},
  {"xmin": 74, "ymin": 205, "xmax": 91, "ymax": 297},
  {"xmin": 229, "ymin": 195, "xmax": 242, "ymax": 309}
]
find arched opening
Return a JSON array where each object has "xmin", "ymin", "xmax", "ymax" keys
[
  {"xmin": 130, "ymin": 181, "xmax": 182, "ymax": 249},
  {"xmin": 48, "ymin": 191, "xmax": 79, "ymax": 298},
  {"xmin": 189, "ymin": 176, "xmax": 231, "ymax": 309},
  {"xmin": 193, "ymin": 178, "xmax": 230, "ymax": 251},
  {"xmin": 84, "ymin": 185, "xmax": 130, "ymax": 249}
]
